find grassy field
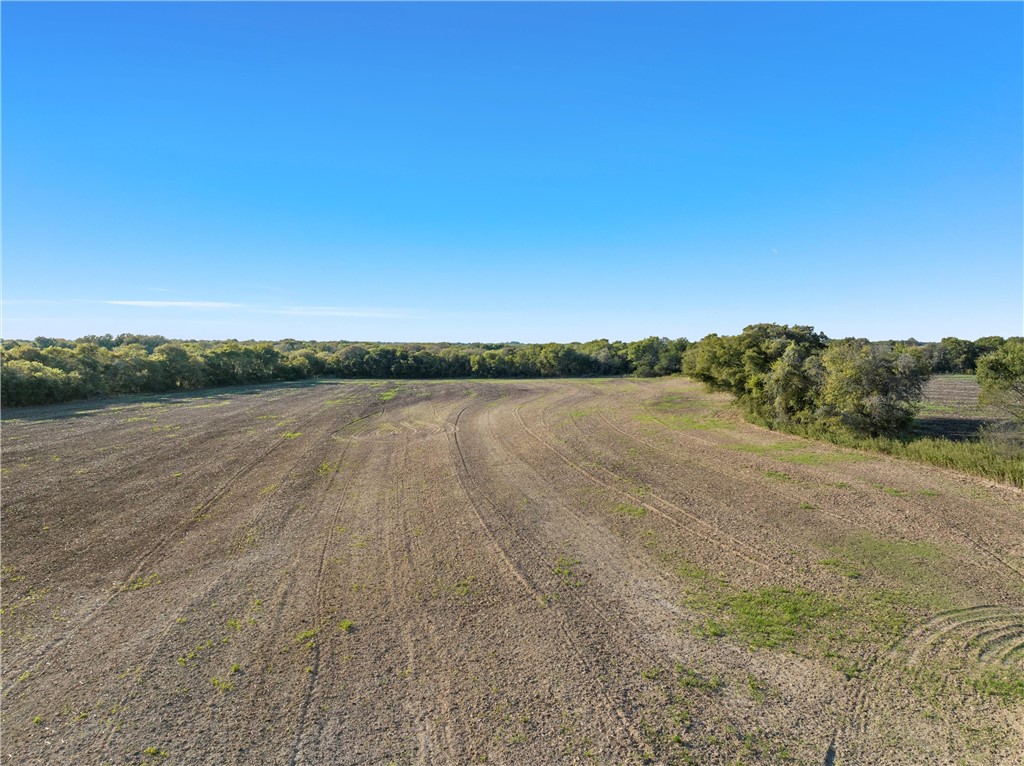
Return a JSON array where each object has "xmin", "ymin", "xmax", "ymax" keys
[{"xmin": 2, "ymin": 378, "xmax": 1022, "ymax": 765}]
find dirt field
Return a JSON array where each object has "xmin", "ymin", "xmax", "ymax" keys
[
  {"xmin": 914, "ymin": 374, "xmax": 1005, "ymax": 441},
  {"xmin": 2, "ymin": 378, "xmax": 1023, "ymax": 765}
]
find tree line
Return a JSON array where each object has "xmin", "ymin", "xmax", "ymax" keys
[
  {"xmin": 3, "ymin": 330, "xmax": 1020, "ymax": 437},
  {"xmin": 872, "ymin": 335, "xmax": 1009, "ymax": 375},
  {"xmin": 0, "ymin": 335, "xmax": 689, "ymax": 407}
]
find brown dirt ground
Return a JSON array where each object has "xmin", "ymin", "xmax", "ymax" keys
[{"xmin": 2, "ymin": 378, "xmax": 1022, "ymax": 766}]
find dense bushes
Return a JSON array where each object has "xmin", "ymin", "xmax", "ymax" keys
[
  {"xmin": 0, "ymin": 335, "xmax": 689, "ymax": 407},
  {"xmin": 683, "ymin": 324, "xmax": 828, "ymax": 428},
  {"xmin": 977, "ymin": 338, "xmax": 1024, "ymax": 424},
  {"xmin": 1, "ymin": 360, "xmax": 83, "ymax": 406},
  {"xmin": 683, "ymin": 324, "xmax": 931, "ymax": 438}
]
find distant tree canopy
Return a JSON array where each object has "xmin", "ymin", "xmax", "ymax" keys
[
  {"xmin": 683, "ymin": 324, "xmax": 932, "ymax": 438},
  {"xmin": 0, "ymin": 335, "xmax": 688, "ymax": 407},
  {"xmin": 873, "ymin": 334, "xmax": 1015, "ymax": 375}
]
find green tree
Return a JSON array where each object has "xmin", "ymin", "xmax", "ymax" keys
[
  {"xmin": 683, "ymin": 333, "xmax": 746, "ymax": 395},
  {"xmin": 684, "ymin": 325, "xmax": 828, "ymax": 425},
  {"xmin": 937, "ymin": 337, "xmax": 978, "ymax": 373},
  {"xmin": 105, "ymin": 344, "xmax": 154, "ymax": 393},
  {"xmin": 977, "ymin": 339, "xmax": 1024, "ymax": 423},
  {"xmin": 763, "ymin": 341, "xmax": 823, "ymax": 427},
  {"xmin": 818, "ymin": 341, "xmax": 930, "ymax": 437},
  {"xmin": 627, "ymin": 337, "xmax": 666, "ymax": 377},
  {"xmin": 152, "ymin": 343, "xmax": 205, "ymax": 389}
]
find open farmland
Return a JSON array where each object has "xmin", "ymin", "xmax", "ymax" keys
[
  {"xmin": 2, "ymin": 378, "xmax": 1023, "ymax": 765},
  {"xmin": 914, "ymin": 374, "xmax": 1006, "ymax": 441}
]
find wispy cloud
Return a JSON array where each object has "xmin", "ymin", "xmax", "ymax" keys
[
  {"xmin": 99, "ymin": 299, "xmax": 418, "ymax": 319},
  {"xmin": 104, "ymin": 300, "xmax": 245, "ymax": 309}
]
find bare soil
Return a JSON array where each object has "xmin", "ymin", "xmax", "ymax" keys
[
  {"xmin": 914, "ymin": 374, "xmax": 1005, "ymax": 440},
  {"xmin": 2, "ymin": 378, "xmax": 1022, "ymax": 765}
]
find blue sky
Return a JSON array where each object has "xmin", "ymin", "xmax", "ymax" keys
[{"xmin": 3, "ymin": 2, "xmax": 1022, "ymax": 343}]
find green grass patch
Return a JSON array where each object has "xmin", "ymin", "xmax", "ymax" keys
[
  {"xmin": 763, "ymin": 470, "xmax": 792, "ymax": 482},
  {"xmin": 636, "ymin": 412, "xmax": 731, "ymax": 432},
  {"xmin": 123, "ymin": 573, "xmax": 160, "ymax": 591},
  {"xmin": 832, "ymin": 534, "xmax": 942, "ymax": 571},
  {"xmin": 967, "ymin": 669, "xmax": 1024, "ymax": 704},
  {"xmin": 281, "ymin": 431, "xmax": 302, "ymax": 439},
  {"xmin": 745, "ymin": 673, "xmax": 768, "ymax": 702},
  {"xmin": 675, "ymin": 560, "xmax": 709, "ymax": 581},
  {"xmin": 432, "ymin": 576, "xmax": 475, "ymax": 598},
  {"xmin": 637, "ymin": 393, "xmax": 734, "ymax": 431},
  {"xmin": 825, "ymin": 533, "xmax": 954, "ymax": 610},
  {"xmin": 872, "ymin": 483, "xmax": 909, "ymax": 498},
  {"xmin": 918, "ymin": 402, "xmax": 961, "ymax": 415},
  {"xmin": 675, "ymin": 663, "xmax": 723, "ymax": 692},
  {"xmin": 818, "ymin": 558, "xmax": 861, "ymax": 578},
  {"xmin": 613, "ymin": 502, "xmax": 647, "ymax": 518},
  {"xmin": 860, "ymin": 591, "xmax": 915, "ymax": 642},
  {"xmin": 682, "ymin": 570, "xmax": 920, "ymax": 674},
  {"xmin": 649, "ymin": 393, "xmax": 691, "ymax": 409},
  {"xmin": 294, "ymin": 628, "xmax": 319, "ymax": 648},
  {"xmin": 732, "ymin": 442, "xmax": 868, "ymax": 465},
  {"xmin": 689, "ymin": 586, "xmax": 837, "ymax": 649},
  {"xmin": 553, "ymin": 556, "xmax": 582, "ymax": 588}
]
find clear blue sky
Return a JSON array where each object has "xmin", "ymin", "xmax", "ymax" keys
[{"xmin": 3, "ymin": 2, "xmax": 1022, "ymax": 343}]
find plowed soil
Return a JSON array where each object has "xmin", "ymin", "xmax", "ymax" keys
[
  {"xmin": 3, "ymin": 378, "xmax": 1022, "ymax": 765},
  {"xmin": 914, "ymin": 375, "xmax": 1005, "ymax": 441}
]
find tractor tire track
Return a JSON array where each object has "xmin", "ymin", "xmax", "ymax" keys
[
  {"xmin": 448, "ymin": 399, "xmax": 653, "ymax": 758},
  {"xmin": 287, "ymin": 439, "xmax": 362, "ymax": 766},
  {"xmin": 512, "ymin": 391, "xmax": 774, "ymax": 573}
]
